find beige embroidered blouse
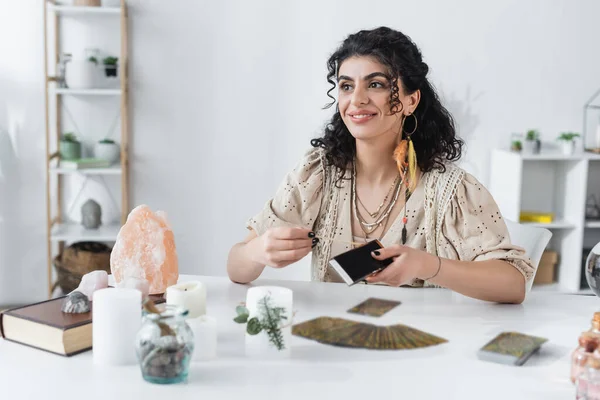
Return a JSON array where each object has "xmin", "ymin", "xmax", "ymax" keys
[{"xmin": 247, "ymin": 148, "xmax": 535, "ymax": 291}]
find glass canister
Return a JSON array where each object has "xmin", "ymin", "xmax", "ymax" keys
[
  {"xmin": 135, "ymin": 304, "xmax": 194, "ymax": 384},
  {"xmin": 572, "ymin": 332, "xmax": 599, "ymax": 384}
]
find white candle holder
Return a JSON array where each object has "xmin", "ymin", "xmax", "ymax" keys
[
  {"xmin": 243, "ymin": 286, "xmax": 293, "ymax": 359},
  {"xmin": 165, "ymin": 281, "xmax": 207, "ymax": 319},
  {"xmin": 186, "ymin": 315, "xmax": 217, "ymax": 361},
  {"xmin": 93, "ymin": 288, "xmax": 141, "ymax": 366}
]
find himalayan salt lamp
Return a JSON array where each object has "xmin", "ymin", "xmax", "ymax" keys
[
  {"xmin": 117, "ymin": 277, "xmax": 150, "ymax": 298},
  {"xmin": 110, "ymin": 205, "xmax": 178, "ymax": 294}
]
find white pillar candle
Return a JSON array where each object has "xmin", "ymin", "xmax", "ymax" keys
[
  {"xmin": 186, "ymin": 315, "xmax": 217, "ymax": 361},
  {"xmin": 165, "ymin": 281, "xmax": 206, "ymax": 319},
  {"xmin": 92, "ymin": 288, "xmax": 141, "ymax": 366},
  {"xmin": 244, "ymin": 286, "xmax": 293, "ymax": 359}
]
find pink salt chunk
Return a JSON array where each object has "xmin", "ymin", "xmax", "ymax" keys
[{"xmin": 110, "ymin": 205, "xmax": 179, "ymax": 294}]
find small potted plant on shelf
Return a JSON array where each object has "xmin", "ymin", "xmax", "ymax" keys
[
  {"xmin": 102, "ymin": 56, "xmax": 118, "ymax": 78},
  {"xmin": 94, "ymin": 138, "xmax": 120, "ymax": 165},
  {"xmin": 59, "ymin": 133, "xmax": 82, "ymax": 160},
  {"xmin": 522, "ymin": 129, "xmax": 541, "ymax": 155},
  {"xmin": 557, "ymin": 132, "xmax": 580, "ymax": 155}
]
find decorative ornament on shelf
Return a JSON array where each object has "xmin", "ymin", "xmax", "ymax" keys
[
  {"xmin": 585, "ymin": 243, "xmax": 600, "ymax": 297},
  {"xmin": 81, "ymin": 199, "xmax": 102, "ymax": 229},
  {"xmin": 93, "ymin": 138, "xmax": 120, "ymax": 164},
  {"xmin": 65, "ymin": 48, "xmax": 101, "ymax": 89},
  {"xmin": 110, "ymin": 205, "xmax": 179, "ymax": 295},
  {"xmin": 522, "ymin": 129, "xmax": 541, "ymax": 155},
  {"xmin": 102, "ymin": 56, "xmax": 118, "ymax": 77},
  {"xmin": 557, "ymin": 132, "xmax": 581, "ymax": 156},
  {"xmin": 56, "ymin": 53, "xmax": 72, "ymax": 88},
  {"xmin": 235, "ymin": 286, "xmax": 293, "ymax": 357},
  {"xmin": 59, "ymin": 132, "xmax": 81, "ymax": 160},
  {"xmin": 510, "ymin": 132, "xmax": 523, "ymax": 152},
  {"xmin": 587, "ymin": 195, "xmax": 600, "ymax": 221}
]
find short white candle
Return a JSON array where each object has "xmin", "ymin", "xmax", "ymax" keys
[
  {"xmin": 186, "ymin": 315, "xmax": 217, "ymax": 361},
  {"xmin": 244, "ymin": 286, "xmax": 293, "ymax": 358},
  {"xmin": 165, "ymin": 281, "xmax": 206, "ymax": 319},
  {"xmin": 92, "ymin": 288, "xmax": 141, "ymax": 366}
]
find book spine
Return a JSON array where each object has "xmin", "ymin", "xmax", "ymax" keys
[{"xmin": 0, "ymin": 311, "xmax": 5, "ymax": 338}]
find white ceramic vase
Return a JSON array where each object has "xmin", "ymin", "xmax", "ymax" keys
[
  {"xmin": 94, "ymin": 142, "xmax": 120, "ymax": 164},
  {"xmin": 244, "ymin": 286, "xmax": 293, "ymax": 359},
  {"xmin": 561, "ymin": 140, "xmax": 575, "ymax": 156},
  {"xmin": 66, "ymin": 60, "xmax": 99, "ymax": 89},
  {"xmin": 522, "ymin": 140, "xmax": 539, "ymax": 155},
  {"xmin": 101, "ymin": 0, "xmax": 121, "ymax": 7}
]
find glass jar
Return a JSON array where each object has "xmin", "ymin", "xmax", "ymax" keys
[
  {"xmin": 578, "ymin": 350, "xmax": 600, "ymax": 400},
  {"xmin": 135, "ymin": 304, "xmax": 194, "ymax": 384},
  {"xmin": 572, "ymin": 332, "xmax": 599, "ymax": 384}
]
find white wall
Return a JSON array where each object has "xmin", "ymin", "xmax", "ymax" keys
[{"xmin": 1, "ymin": 0, "xmax": 600, "ymax": 302}]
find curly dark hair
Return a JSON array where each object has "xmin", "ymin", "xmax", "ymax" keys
[{"xmin": 311, "ymin": 26, "xmax": 463, "ymax": 183}]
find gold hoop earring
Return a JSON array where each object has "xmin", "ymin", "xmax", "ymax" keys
[{"xmin": 403, "ymin": 113, "xmax": 418, "ymax": 136}]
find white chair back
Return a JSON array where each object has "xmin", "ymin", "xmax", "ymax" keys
[{"xmin": 504, "ymin": 219, "xmax": 552, "ymax": 292}]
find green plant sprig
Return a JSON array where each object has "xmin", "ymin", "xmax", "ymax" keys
[
  {"xmin": 557, "ymin": 132, "xmax": 580, "ymax": 141},
  {"xmin": 233, "ymin": 296, "xmax": 289, "ymax": 351}
]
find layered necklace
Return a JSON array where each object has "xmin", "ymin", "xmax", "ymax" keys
[{"xmin": 351, "ymin": 162, "xmax": 403, "ymax": 241}]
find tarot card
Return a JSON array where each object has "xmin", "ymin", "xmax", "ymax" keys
[{"xmin": 347, "ymin": 297, "xmax": 401, "ymax": 317}]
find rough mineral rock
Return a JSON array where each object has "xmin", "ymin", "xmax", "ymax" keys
[
  {"xmin": 75, "ymin": 270, "xmax": 109, "ymax": 301},
  {"xmin": 61, "ymin": 291, "xmax": 90, "ymax": 313},
  {"xmin": 110, "ymin": 205, "xmax": 179, "ymax": 295},
  {"xmin": 117, "ymin": 277, "xmax": 150, "ymax": 298}
]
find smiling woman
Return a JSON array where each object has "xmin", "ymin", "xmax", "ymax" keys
[{"xmin": 227, "ymin": 26, "xmax": 534, "ymax": 305}]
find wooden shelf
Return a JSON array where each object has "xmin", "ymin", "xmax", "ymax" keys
[
  {"xmin": 48, "ymin": 3, "xmax": 121, "ymax": 15},
  {"xmin": 52, "ymin": 88, "xmax": 121, "ymax": 96},
  {"xmin": 50, "ymin": 165, "xmax": 122, "ymax": 175},
  {"xmin": 50, "ymin": 222, "xmax": 121, "ymax": 242},
  {"xmin": 586, "ymin": 220, "xmax": 600, "ymax": 229},
  {"xmin": 521, "ymin": 219, "xmax": 577, "ymax": 229}
]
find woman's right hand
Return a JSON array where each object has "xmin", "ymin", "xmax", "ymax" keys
[{"xmin": 251, "ymin": 227, "xmax": 318, "ymax": 268}]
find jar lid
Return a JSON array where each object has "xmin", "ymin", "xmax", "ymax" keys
[{"xmin": 143, "ymin": 303, "xmax": 188, "ymax": 321}]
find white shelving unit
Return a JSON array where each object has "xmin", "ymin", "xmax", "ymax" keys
[
  {"xmin": 490, "ymin": 149, "xmax": 600, "ymax": 293},
  {"xmin": 50, "ymin": 166, "xmax": 122, "ymax": 175},
  {"xmin": 586, "ymin": 221, "xmax": 600, "ymax": 229},
  {"xmin": 50, "ymin": 222, "xmax": 122, "ymax": 242},
  {"xmin": 52, "ymin": 88, "xmax": 122, "ymax": 96},
  {"xmin": 48, "ymin": 3, "xmax": 121, "ymax": 15},
  {"xmin": 43, "ymin": 0, "xmax": 130, "ymax": 297}
]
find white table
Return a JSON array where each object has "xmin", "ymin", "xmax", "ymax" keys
[{"xmin": 0, "ymin": 275, "xmax": 597, "ymax": 399}]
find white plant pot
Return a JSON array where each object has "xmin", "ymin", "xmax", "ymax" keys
[
  {"xmin": 561, "ymin": 140, "xmax": 575, "ymax": 155},
  {"xmin": 101, "ymin": 0, "xmax": 121, "ymax": 7},
  {"xmin": 66, "ymin": 61, "xmax": 99, "ymax": 89},
  {"xmin": 94, "ymin": 142, "xmax": 120, "ymax": 164},
  {"xmin": 522, "ymin": 140, "xmax": 538, "ymax": 155},
  {"xmin": 244, "ymin": 286, "xmax": 293, "ymax": 359}
]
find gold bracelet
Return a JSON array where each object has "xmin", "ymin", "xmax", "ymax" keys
[{"xmin": 424, "ymin": 256, "xmax": 442, "ymax": 281}]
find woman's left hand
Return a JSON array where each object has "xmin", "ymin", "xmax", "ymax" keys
[{"xmin": 366, "ymin": 245, "xmax": 439, "ymax": 286}]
